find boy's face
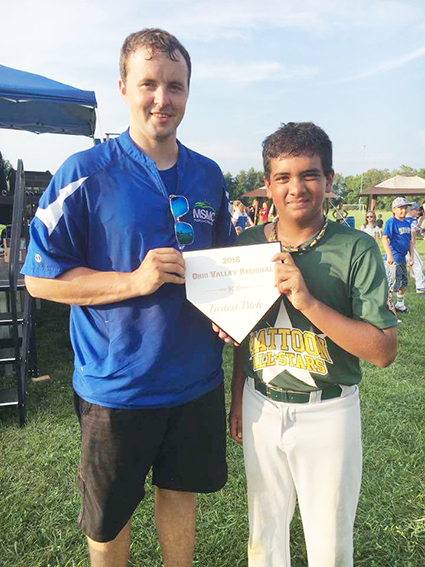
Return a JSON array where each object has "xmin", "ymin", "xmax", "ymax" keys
[
  {"xmin": 265, "ymin": 153, "xmax": 333, "ymax": 226},
  {"xmin": 393, "ymin": 206, "xmax": 408, "ymax": 220}
]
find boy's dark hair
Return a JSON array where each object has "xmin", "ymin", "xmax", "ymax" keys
[
  {"xmin": 262, "ymin": 122, "xmax": 333, "ymax": 180},
  {"xmin": 120, "ymin": 28, "xmax": 191, "ymax": 86}
]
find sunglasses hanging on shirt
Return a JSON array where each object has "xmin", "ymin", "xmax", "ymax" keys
[{"xmin": 169, "ymin": 195, "xmax": 194, "ymax": 250}]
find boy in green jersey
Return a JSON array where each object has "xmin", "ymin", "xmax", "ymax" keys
[{"xmin": 226, "ymin": 122, "xmax": 397, "ymax": 567}]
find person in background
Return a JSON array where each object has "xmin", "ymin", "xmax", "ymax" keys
[
  {"xmin": 376, "ymin": 213, "xmax": 384, "ymax": 236},
  {"xmin": 419, "ymin": 200, "xmax": 425, "ymax": 239},
  {"xmin": 22, "ymin": 28, "xmax": 235, "ymax": 567},
  {"xmin": 232, "ymin": 200, "xmax": 254, "ymax": 231},
  {"xmin": 247, "ymin": 198, "xmax": 259, "ymax": 225},
  {"xmin": 360, "ymin": 210, "xmax": 380, "ymax": 241},
  {"xmin": 259, "ymin": 201, "xmax": 269, "ymax": 224},
  {"xmin": 268, "ymin": 202, "xmax": 277, "ymax": 222},
  {"xmin": 382, "ymin": 197, "xmax": 415, "ymax": 313},
  {"xmin": 405, "ymin": 203, "xmax": 425, "ymax": 294}
]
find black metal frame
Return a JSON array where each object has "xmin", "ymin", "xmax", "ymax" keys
[{"xmin": 0, "ymin": 160, "xmax": 33, "ymax": 426}]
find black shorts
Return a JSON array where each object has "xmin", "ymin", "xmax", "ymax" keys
[{"xmin": 74, "ymin": 383, "xmax": 227, "ymax": 542}]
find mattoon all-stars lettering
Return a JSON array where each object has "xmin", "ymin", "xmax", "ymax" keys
[{"xmin": 249, "ymin": 326, "xmax": 333, "ymax": 376}]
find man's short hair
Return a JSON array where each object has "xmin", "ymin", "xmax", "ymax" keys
[
  {"xmin": 262, "ymin": 122, "xmax": 333, "ymax": 180},
  {"xmin": 120, "ymin": 28, "xmax": 191, "ymax": 86}
]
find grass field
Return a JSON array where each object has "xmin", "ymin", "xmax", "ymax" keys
[{"xmin": 1, "ymin": 230, "xmax": 425, "ymax": 566}]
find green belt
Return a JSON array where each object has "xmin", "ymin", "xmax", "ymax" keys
[{"xmin": 252, "ymin": 379, "xmax": 342, "ymax": 404}]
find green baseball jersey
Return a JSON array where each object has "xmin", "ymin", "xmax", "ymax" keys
[{"xmin": 237, "ymin": 221, "xmax": 396, "ymax": 391}]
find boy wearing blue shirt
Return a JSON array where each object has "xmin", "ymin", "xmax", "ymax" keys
[{"xmin": 382, "ymin": 197, "xmax": 415, "ymax": 313}]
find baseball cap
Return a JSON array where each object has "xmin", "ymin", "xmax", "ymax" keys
[
  {"xmin": 392, "ymin": 197, "xmax": 415, "ymax": 209},
  {"xmin": 408, "ymin": 202, "xmax": 420, "ymax": 210}
]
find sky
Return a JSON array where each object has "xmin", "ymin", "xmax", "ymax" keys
[{"xmin": 1, "ymin": 0, "xmax": 425, "ymax": 178}]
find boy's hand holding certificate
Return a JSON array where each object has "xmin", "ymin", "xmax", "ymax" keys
[{"xmin": 183, "ymin": 242, "xmax": 281, "ymax": 344}]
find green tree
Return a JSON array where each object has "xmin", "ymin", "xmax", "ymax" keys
[
  {"xmin": 223, "ymin": 172, "xmax": 238, "ymax": 201},
  {"xmin": 343, "ymin": 168, "xmax": 391, "ymax": 207},
  {"xmin": 394, "ymin": 165, "xmax": 418, "ymax": 176},
  {"xmin": 0, "ymin": 153, "xmax": 12, "ymax": 174},
  {"xmin": 234, "ymin": 168, "xmax": 263, "ymax": 199},
  {"xmin": 332, "ymin": 172, "xmax": 345, "ymax": 202},
  {"xmin": 224, "ymin": 164, "xmax": 425, "ymax": 210},
  {"xmin": 0, "ymin": 152, "xmax": 11, "ymax": 193}
]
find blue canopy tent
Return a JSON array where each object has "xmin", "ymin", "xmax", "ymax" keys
[
  {"xmin": 0, "ymin": 65, "xmax": 98, "ymax": 424},
  {"xmin": 0, "ymin": 64, "xmax": 97, "ymax": 137}
]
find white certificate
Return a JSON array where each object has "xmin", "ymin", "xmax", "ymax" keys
[{"xmin": 183, "ymin": 242, "xmax": 282, "ymax": 343}]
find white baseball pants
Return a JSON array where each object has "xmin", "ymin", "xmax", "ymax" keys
[
  {"xmin": 242, "ymin": 380, "xmax": 362, "ymax": 567},
  {"xmin": 407, "ymin": 248, "xmax": 425, "ymax": 290}
]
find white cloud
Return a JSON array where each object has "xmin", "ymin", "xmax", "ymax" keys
[
  {"xmin": 195, "ymin": 61, "xmax": 320, "ymax": 85},
  {"xmin": 153, "ymin": 0, "xmax": 425, "ymax": 41},
  {"xmin": 341, "ymin": 45, "xmax": 425, "ymax": 82},
  {"xmin": 334, "ymin": 150, "xmax": 396, "ymax": 176},
  {"xmin": 185, "ymin": 139, "xmax": 259, "ymax": 160},
  {"xmin": 156, "ymin": 0, "xmax": 419, "ymax": 39},
  {"xmin": 3, "ymin": 0, "xmax": 424, "ymax": 56},
  {"xmin": 1, "ymin": 2, "xmax": 423, "ymax": 90}
]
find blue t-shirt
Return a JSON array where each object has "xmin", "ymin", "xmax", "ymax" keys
[
  {"xmin": 382, "ymin": 216, "xmax": 412, "ymax": 263},
  {"xmin": 404, "ymin": 216, "xmax": 417, "ymax": 234},
  {"xmin": 158, "ymin": 163, "xmax": 178, "ymax": 194},
  {"xmin": 22, "ymin": 131, "xmax": 236, "ymax": 409}
]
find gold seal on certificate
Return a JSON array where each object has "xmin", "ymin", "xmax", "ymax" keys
[{"xmin": 183, "ymin": 242, "xmax": 281, "ymax": 343}]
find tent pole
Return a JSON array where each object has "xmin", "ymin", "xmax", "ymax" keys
[{"xmin": 94, "ymin": 108, "xmax": 105, "ymax": 144}]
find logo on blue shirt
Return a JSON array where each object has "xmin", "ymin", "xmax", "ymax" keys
[{"xmin": 193, "ymin": 201, "xmax": 216, "ymax": 225}]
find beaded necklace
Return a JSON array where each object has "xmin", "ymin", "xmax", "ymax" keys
[{"xmin": 269, "ymin": 216, "xmax": 329, "ymax": 254}]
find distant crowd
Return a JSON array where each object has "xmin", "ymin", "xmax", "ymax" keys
[{"xmin": 231, "ymin": 198, "xmax": 276, "ymax": 234}]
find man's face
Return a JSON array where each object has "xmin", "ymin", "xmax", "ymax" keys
[
  {"xmin": 393, "ymin": 206, "xmax": 408, "ymax": 220},
  {"xmin": 264, "ymin": 154, "xmax": 333, "ymax": 225},
  {"xmin": 119, "ymin": 47, "xmax": 189, "ymax": 146}
]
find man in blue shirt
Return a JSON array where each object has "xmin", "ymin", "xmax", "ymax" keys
[
  {"xmin": 382, "ymin": 197, "xmax": 415, "ymax": 313},
  {"xmin": 22, "ymin": 28, "xmax": 235, "ymax": 567}
]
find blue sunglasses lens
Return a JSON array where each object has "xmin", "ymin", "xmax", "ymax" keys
[
  {"xmin": 170, "ymin": 195, "xmax": 194, "ymax": 249},
  {"xmin": 175, "ymin": 222, "xmax": 194, "ymax": 246},
  {"xmin": 170, "ymin": 196, "xmax": 189, "ymax": 218}
]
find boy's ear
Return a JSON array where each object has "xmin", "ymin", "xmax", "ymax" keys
[
  {"xmin": 325, "ymin": 170, "xmax": 334, "ymax": 193},
  {"xmin": 264, "ymin": 176, "xmax": 273, "ymax": 199}
]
